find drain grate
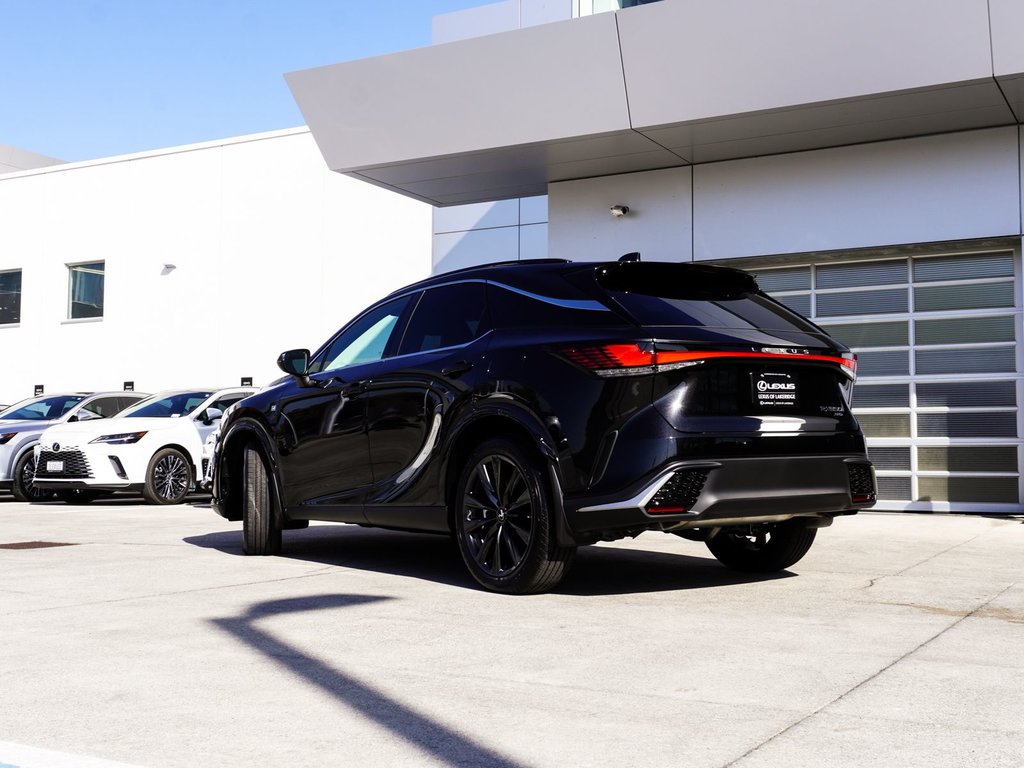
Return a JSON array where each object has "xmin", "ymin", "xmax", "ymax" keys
[{"xmin": 0, "ymin": 541, "xmax": 78, "ymax": 550}]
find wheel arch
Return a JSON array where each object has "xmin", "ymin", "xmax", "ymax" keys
[
  {"xmin": 218, "ymin": 419, "xmax": 284, "ymax": 524},
  {"xmin": 441, "ymin": 407, "xmax": 575, "ymax": 546}
]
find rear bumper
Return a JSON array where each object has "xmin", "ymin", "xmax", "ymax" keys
[{"xmin": 565, "ymin": 454, "xmax": 874, "ymax": 540}]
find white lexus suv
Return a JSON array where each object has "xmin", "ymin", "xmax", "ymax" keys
[
  {"xmin": 1, "ymin": 392, "xmax": 148, "ymax": 502},
  {"xmin": 33, "ymin": 388, "xmax": 255, "ymax": 505}
]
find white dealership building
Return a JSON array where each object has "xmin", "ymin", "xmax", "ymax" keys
[{"xmin": 4, "ymin": 0, "xmax": 1024, "ymax": 514}]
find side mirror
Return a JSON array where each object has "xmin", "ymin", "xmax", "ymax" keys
[
  {"xmin": 277, "ymin": 348, "xmax": 312, "ymax": 386},
  {"xmin": 199, "ymin": 407, "xmax": 223, "ymax": 426}
]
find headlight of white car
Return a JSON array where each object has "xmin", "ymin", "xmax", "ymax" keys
[{"xmin": 89, "ymin": 431, "xmax": 148, "ymax": 445}]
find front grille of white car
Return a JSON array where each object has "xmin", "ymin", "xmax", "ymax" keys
[{"xmin": 36, "ymin": 448, "xmax": 93, "ymax": 479}]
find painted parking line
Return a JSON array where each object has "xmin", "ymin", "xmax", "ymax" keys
[{"xmin": 0, "ymin": 742, "xmax": 146, "ymax": 768}]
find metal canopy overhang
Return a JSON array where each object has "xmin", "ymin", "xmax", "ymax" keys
[{"xmin": 287, "ymin": 0, "xmax": 1024, "ymax": 207}]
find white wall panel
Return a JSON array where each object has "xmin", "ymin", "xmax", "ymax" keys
[
  {"xmin": 519, "ymin": 223, "xmax": 549, "ymax": 261},
  {"xmin": 519, "ymin": 195, "xmax": 548, "ymax": 225},
  {"xmin": 0, "ymin": 130, "xmax": 430, "ymax": 403},
  {"xmin": 693, "ymin": 128, "xmax": 1020, "ymax": 260},
  {"xmin": 433, "ymin": 200, "xmax": 520, "ymax": 234},
  {"xmin": 432, "ymin": 227, "xmax": 519, "ymax": 275},
  {"xmin": 549, "ymin": 167, "xmax": 692, "ymax": 262}
]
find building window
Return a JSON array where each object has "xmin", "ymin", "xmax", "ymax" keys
[
  {"xmin": 0, "ymin": 270, "xmax": 21, "ymax": 325},
  {"xmin": 68, "ymin": 261, "xmax": 105, "ymax": 319}
]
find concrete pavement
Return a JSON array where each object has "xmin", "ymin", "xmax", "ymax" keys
[{"xmin": 1, "ymin": 496, "xmax": 1021, "ymax": 768}]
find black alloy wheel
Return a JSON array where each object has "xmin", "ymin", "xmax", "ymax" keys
[
  {"xmin": 143, "ymin": 448, "xmax": 192, "ymax": 505},
  {"xmin": 455, "ymin": 438, "xmax": 574, "ymax": 594},
  {"xmin": 12, "ymin": 451, "xmax": 54, "ymax": 502},
  {"xmin": 705, "ymin": 519, "xmax": 817, "ymax": 572}
]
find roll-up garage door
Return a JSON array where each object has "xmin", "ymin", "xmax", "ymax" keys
[{"xmin": 755, "ymin": 250, "xmax": 1021, "ymax": 514}]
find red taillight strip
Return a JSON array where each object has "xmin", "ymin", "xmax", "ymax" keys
[
  {"xmin": 655, "ymin": 349, "xmax": 857, "ymax": 372},
  {"xmin": 562, "ymin": 344, "xmax": 856, "ymax": 375}
]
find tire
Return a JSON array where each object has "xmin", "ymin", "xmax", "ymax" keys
[
  {"xmin": 12, "ymin": 451, "xmax": 55, "ymax": 502},
  {"xmin": 142, "ymin": 448, "xmax": 193, "ymax": 505},
  {"xmin": 242, "ymin": 445, "xmax": 281, "ymax": 555},
  {"xmin": 454, "ymin": 438, "xmax": 575, "ymax": 594},
  {"xmin": 56, "ymin": 489, "xmax": 104, "ymax": 505},
  {"xmin": 705, "ymin": 519, "xmax": 817, "ymax": 572}
]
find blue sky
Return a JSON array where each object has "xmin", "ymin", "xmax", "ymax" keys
[{"xmin": 2, "ymin": 1, "xmax": 484, "ymax": 162}]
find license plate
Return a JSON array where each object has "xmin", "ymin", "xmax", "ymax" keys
[
  {"xmin": 752, "ymin": 372, "xmax": 798, "ymax": 407},
  {"xmin": 47, "ymin": 460, "xmax": 65, "ymax": 472}
]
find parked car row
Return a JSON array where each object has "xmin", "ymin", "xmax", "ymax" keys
[{"xmin": 0, "ymin": 387, "xmax": 254, "ymax": 504}]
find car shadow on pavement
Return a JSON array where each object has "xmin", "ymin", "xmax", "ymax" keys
[
  {"xmin": 211, "ymin": 593, "xmax": 527, "ymax": 768},
  {"xmin": 185, "ymin": 524, "xmax": 791, "ymax": 595}
]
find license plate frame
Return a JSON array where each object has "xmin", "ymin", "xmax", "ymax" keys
[{"xmin": 751, "ymin": 371, "xmax": 799, "ymax": 408}]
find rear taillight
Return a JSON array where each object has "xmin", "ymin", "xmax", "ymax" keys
[{"xmin": 561, "ymin": 344, "xmax": 859, "ymax": 379}]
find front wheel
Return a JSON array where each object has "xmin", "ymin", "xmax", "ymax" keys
[
  {"xmin": 705, "ymin": 519, "xmax": 817, "ymax": 572},
  {"xmin": 454, "ymin": 438, "xmax": 575, "ymax": 594},
  {"xmin": 12, "ymin": 451, "xmax": 54, "ymax": 502},
  {"xmin": 242, "ymin": 445, "xmax": 281, "ymax": 555},
  {"xmin": 143, "ymin": 448, "xmax": 193, "ymax": 505}
]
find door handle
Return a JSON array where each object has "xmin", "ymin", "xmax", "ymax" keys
[
  {"xmin": 341, "ymin": 382, "xmax": 368, "ymax": 396},
  {"xmin": 442, "ymin": 360, "xmax": 474, "ymax": 378}
]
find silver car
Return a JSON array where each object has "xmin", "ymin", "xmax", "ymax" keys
[{"xmin": 0, "ymin": 392, "xmax": 148, "ymax": 501}]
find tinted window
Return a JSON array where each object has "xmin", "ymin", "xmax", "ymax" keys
[
  {"xmin": 80, "ymin": 397, "xmax": 121, "ymax": 418},
  {"xmin": 209, "ymin": 392, "xmax": 249, "ymax": 412},
  {"xmin": 1, "ymin": 395, "xmax": 85, "ymax": 421},
  {"xmin": 613, "ymin": 291, "xmax": 822, "ymax": 333},
  {"xmin": 313, "ymin": 296, "xmax": 412, "ymax": 373},
  {"xmin": 398, "ymin": 283, "xmax": 487, "ymax": 355},
  {"xmin": 488, "ymin": 284, "xmax": 617, "ymax": 329}
]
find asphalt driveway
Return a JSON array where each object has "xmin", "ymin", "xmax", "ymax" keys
[{"xmin": 1, "ymin": 497, "xmax": 1021, "ymax": 768}]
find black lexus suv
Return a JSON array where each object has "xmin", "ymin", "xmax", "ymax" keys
[{"xmin": 211, "ymin": 257, "xmax": 875, "ymax": 593}]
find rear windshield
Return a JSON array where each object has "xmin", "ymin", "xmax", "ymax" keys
[{"xmin": 592, "ymin": 262, "xmax": 821, "ymax": 333}]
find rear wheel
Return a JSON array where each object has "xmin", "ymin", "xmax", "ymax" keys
[
  {"xmin": 12, "ymin": 451, "xmax": 54, "ymax": 502},
  {"xmin": 242, "ymin": 445, "xmax": 281, "ymax": 555},
  {"xmin": 455, "ymin": 438, "xmax": 575, "ymax": 594},
  {"xmin": 143, "ymin": 448, "xmax": 192, "ymax": 505},
  {"xmin": 705, "ymin": 519, "xmax": 817, "ymax": 572}
]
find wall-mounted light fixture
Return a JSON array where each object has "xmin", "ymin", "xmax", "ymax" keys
[{"xmin": 609, "ymin": 205, "xmax": 630, "ymax": 218}]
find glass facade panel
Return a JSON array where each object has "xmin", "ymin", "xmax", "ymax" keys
[
  {"xmin": 918, "ymin": 477, "xmax": 1018, "ymax": 504},
  {"xmin": 818, "ymin": 320, "xmax": 908, "ymax": 348},
  {"xmin": 918, "ymin": 446, "xmax": 1018, "ymax": 473},
  {"xmin": 856, "ymin": 350, "xmax": 910, "ymax": 376},
  {"xmin": 867, "ymin": 447, "xmax": 912, "ymax": 471},
  {"xmin": 853, "ymin": 384, "xmax": 910, "ymax": 408},
  {"xmin": 913, "ymin": 252, "xmax": 1013, "ymax": 282},
  {"xmin": 756, "ymin": 267, "xmax": 811, "ymax": 292},
  {"xmin": 816, "ymin": 288, "xmax": 907, "ymax": 317},
  {"xmin": 877, "ymin": 476, "xmax": 912, "ymax": 500},
  {"xmin": 856, "ymin": 413, "xmax": 911, "ymax": 438},
  {"xmin": 916, "ymin": 380, "xmax": 1016, "ymax": 408},
  {"xmin": 0, "ymin": 270, "xmax": 21, "ymax": 324},
  {"xmin": 815, "ymin": 259, "xmax": 907, "ymax": 289},
  {"xmin": 914, "ymin": 282, "xmax": 1014, "ymax": 311},
  {"xmin": 918, "ymin": 412, "xmax": 1017, "ymax": 438},
  {"xmin": 915, "ymin": 346, "xmax": 1016, "ymax": 375},
  {"xmin": 915, "ymin": 316, "xmax": 1014, "ymax": 346}
]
